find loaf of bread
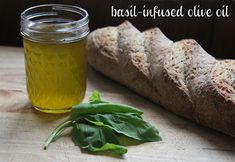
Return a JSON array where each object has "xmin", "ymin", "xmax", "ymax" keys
[{"xmin": 86, "ymin": 21, "xmax": 235, "ymax": 137}]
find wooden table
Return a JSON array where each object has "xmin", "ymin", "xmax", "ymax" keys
[{"xmin": 0, "ymin": 46, "xmax": 235, "ymax": 162}]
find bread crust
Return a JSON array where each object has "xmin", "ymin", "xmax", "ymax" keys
[{"xmin": 87, "ymin": 21, "xmax": 235, "ymax": 137}]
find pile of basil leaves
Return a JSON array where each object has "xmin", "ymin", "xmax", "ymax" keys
[{"xmin": 44, "ymin": 91, "xmax": 161, "ymax": 156}]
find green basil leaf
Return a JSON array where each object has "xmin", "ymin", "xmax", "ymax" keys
[
  {"xmin": 72, "ymin": 122, "xmax": 127, "ymax": 155},
  {"xmin": 71, "ymin": 103, "xmax": 143, "ymax": 119},
  {"xmin": 89, "ymin": 90, "xmax": 108, "ymax": 104},
  {"xmin": 89, "ymin": 90, "xmax": 101, "ymax": 102},
  {"xmin": 83, "ymin": 113, "xmax": 162, "ymax": 142},
  {"xmin": 44, "ymin": 91, "xmax": 162, "ymax": 156},
  {"xmin": 89, "ymin": 90, "xmax": 107, "ymax": 104}
]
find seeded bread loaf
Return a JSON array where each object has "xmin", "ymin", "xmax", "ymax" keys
[{"xmin": 86, "ymin": 21, "xmax": 235, "ymax": 137}]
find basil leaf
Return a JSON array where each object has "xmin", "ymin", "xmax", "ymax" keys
[
  {"xmin": 89, "ymin": 90, "xmax": 101, "ymax": 102},
  {"xmin": 89, "ymin": 90, "xmax": 108, "ymax": 104},
  {"xmin": 83, "ymin": 113, "xmax": 162, "ymax": 142},
  {"xmin": 72, "ymin": 122, "xmax": 127, "ymax": 155},
  {"xmin": 44, "ymin": 90, "xmax": 162, "ymax": 156},
  {"xmin": 71, "ymin": 103, "xmax": 143, "ymax": 119}
]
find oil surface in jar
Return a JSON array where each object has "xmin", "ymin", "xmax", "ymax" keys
[{"xmin": 23, "ymin": 38, "xmax": 86, "ymax": 113}]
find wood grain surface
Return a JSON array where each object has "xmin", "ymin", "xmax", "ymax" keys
[{"xmin": 0, "ymin": 46, "xmax": 235, "ymax": 162}]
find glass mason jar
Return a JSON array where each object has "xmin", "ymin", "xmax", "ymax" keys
[{"xmin": 20, "ymin": 4, "xmax": 89, "ymax": 114}]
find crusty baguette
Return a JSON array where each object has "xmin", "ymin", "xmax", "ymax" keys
[{"xmin": 86, "ymin": 21, "xmax": 235, "ymax": 137}]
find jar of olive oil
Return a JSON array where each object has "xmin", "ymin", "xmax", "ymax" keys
[{"xmin": 20, "ymin": 4, "xmax": 89, "ymax": 114}]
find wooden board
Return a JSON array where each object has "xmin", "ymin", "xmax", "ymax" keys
[{"xmin": 0, "ymin": 46, "xmax": 235, "ymax": 162}]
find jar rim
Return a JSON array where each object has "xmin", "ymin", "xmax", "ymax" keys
[
  {"xmin": 21, "ymin": 4, "xmax": 89, "ymax": 27},
  {"xmin": 20, "ymin": 4, "xmax": 90, "ymax": 43}
]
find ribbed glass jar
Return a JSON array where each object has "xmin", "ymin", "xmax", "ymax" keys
[{"xmin": 21, "ymin": 4, "xmax": 89, "ymax": 114}]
